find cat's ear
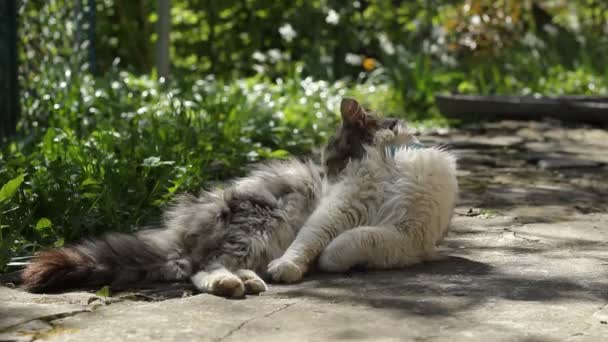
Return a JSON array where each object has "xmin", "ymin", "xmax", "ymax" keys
[{"xmin": 340, "ymin": 98, "xmax": 377, "ymax": 129}]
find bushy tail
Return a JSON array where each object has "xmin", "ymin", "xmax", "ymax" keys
[{"xmin": 22, "ymin": 230, "xmax": 175, "ymax": 293}]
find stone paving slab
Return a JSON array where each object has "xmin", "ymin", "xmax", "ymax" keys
[
  {"xmin": 1, "ymin": 120, "xmax": 608, "ymax": 341},
  {"xmin": 0, "ymin": 289, "xmax": 92, "ymax": 331}
]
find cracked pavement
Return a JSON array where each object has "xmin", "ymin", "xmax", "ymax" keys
[{"xmin": 1, "ymin": 120, "xmax": 608, "ymax": 341}]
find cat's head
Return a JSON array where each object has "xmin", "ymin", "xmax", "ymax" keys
[{"xmin": 322, "ymin": 97, "xmax": 414, "ymax": 178}]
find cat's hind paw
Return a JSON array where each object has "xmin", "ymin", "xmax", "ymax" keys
[
  {"xmin": 318, "ymin": 253, "xmax": 351, "ymax": 273},
  {"xmin": 208, "ymin": 273, "xmax": 245, "ymax": 298},
  {"xmin": 267, "ymin": 258, "xmax": 303, "ymax": 283},
  {"xmin": 243, "ymin": 278, "xmax": 267, "ymax": 295},
  {"xmin": 235, "ymin": 269, "xmax": 268, "ymax": 295}
]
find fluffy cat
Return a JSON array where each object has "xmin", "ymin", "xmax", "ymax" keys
[
  {"xmin": 267, "ymin": 99, "xmax": 459, "ymax": 283},
  {"xmin": 21, "ymin": 98, "xmax": 400, "ymax": 297}
]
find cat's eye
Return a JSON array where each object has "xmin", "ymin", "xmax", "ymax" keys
[
  {"xmin": 218, "ymin": 208, "xmax": 230, "ymax": 221},
  {"xmin": 381, "ymin": 119, "xmax": 398, "ymax": 130}
]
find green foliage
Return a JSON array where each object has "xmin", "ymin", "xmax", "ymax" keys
[
  {"xmin": 0, "ymin": 174, "xmax": 24, "ymax": 203},
  {"xmin": 95, "ymin": 285, "xmax": 111, "ymax": 297}
]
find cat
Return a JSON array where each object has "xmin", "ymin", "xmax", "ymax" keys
[
  {"xmin": 267, "ymin": 98, "xmax": 459, "ymax": 283},
  {"xmin": 21, "ymin": 98, "xmax": 401, "ymax": 298}
]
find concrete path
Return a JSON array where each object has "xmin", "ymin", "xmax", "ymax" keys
[{"xmin": 1, "ymin": 120, "xmax": 607, "ymax": 341}]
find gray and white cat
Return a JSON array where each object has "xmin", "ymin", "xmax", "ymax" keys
[
  {"xmin": 268, "ymin": 99, "xmax": 459, "ymax": 283},
  {"xmin": 21, "ymin": 98, "xmax": 400, "ymax": 297}
]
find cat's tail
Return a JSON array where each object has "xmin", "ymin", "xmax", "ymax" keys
[{"xmin": 21, "ymin": 229, "xmax": 179, "ymax": 293}]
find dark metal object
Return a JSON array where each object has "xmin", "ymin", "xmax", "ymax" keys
[
  {"xmin": 87, "ymin": 0, "xmax": 97, "ymax": 75},
  {"xmin": 435, "ymin": 94, "xmax": 608, "ymax": 125},
  {"xmin": 0, "ymin": 0, "xmax": 19, "ymax": 137},
  {"xmin": 157, "ymin": 0, "xmax": 171, "ymax": 80}
]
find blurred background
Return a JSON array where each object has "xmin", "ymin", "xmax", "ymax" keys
[{"xmin": 1, "ymin": 0, "xmax": 607, "ymax": 268}]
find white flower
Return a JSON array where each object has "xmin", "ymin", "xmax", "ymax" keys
[
  {"xmin": 440, "ymin": 54, "xmax": 457, "ymax": 67},
  {"xmin": 522, "ymin": 32, "xmax": 545, "ymax": 49},
  {"xmin": 543, "ymin": 24, "xmax": 558, "ymax": 37},
  {"xmin": 325, "ymin": 9, "xmax": 340, "ymax": 25},
  {"xmin": 252, "ymin": 51, "xmax": 266, "ymax": 62},
  {"xmin": 320, "ymin": 54, "xmax": 333, "ymax": 64},
  {"xmin": 344, "ymin": 53, "xmax": 363, "ymax": 66},
  {"xmin": 267, "ymin": 49, "xmax": 283, "ymax": 63},
  {"xmin": 458, "ymin": 36, "xmax": 477, "ymax": 50},
  {"xmin": 568, "ymin": 14, "xmax": 580, "ymax": 32},
  {"xmin": 377, "ymin": 33, "xmax": 395, "ymax": 55},
  {"xmin": 576, "ymin": 35, "xmax": 586, "ymax": 45},
  {"xmin": 505, "ymin": 16, "xmax": 514, "ymax": 29},
  {"xmin": 432, "ymin": 25, "xmax": 446, "ymax": 39},
  {"xmin": 279, "ymin": 23, "xmax": 297, "ymax": 42},
  {"xmin": 470, "ymin": 15, "xmax": 481, "ymax": 26},
  {"xmin": 252, "ymin": 64, "xmax": 265, "ymax": 74},
  {"xmin": 251, "ymin": 51, "xmax": 266, "ymax": 62},
  {"xmin": 246, "ymin": 150, "xmax": 259, "ymax": 161}
]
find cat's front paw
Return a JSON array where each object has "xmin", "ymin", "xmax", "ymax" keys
[{"xmin": 267, "ymin": 258, "xmax": 303, "ymax": 283}]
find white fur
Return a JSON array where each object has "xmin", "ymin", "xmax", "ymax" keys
[
  {"xmin": 191, "ymin": 264, "xmax": 268, "ymax": 297},
  {"xmin": 268, "ymin": 128, "xmax": 458, "ymax": 283}
]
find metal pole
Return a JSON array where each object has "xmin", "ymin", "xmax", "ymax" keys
[
  {"xmin": 87, "ymin": 0, "xmax": 97, "ymax": 75},
  {"xmin": 157, "ymin": 0, "xmax": 171, "ymax": 80},
  {"xmin": 0, "ymin": 0, "xmax": 19, "ymax": 137}
]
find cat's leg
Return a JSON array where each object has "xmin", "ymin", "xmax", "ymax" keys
[
  {"xmin": 234, "ymin": 269, "xmax": 267, "ymax": 295},
  {"xmin": 161, "ymin": 257, "xmax": 193, "ymax": 281},
  {"xmin": 318, "ymin": 226, "xmax": 426, "ymax": 272},
  {"xmin": 268, "ymin": 187, "xmax": 365, "ymax": 283},
  {"xmin": 267, "ymin": 214, "xmax": 348, "ymax": 283},
  {"xmin": 190, "ymin": 264, "xmax": 245, "ymax": 298}
]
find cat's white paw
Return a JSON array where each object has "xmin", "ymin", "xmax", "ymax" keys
[
  {"xmin": 236, "ymin": 270, "xmax": 268, "ymax": 295},
  {"xmin": 267, "ymin": 258, "xmax": 303, "ymax": 283},
  {"xmin": 208, "ymin": 274, "xmax": 245, "ymax": 298},
  {"xmin": 243, "ymin": 278, "xmax": 268, "ymax": 295}
]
